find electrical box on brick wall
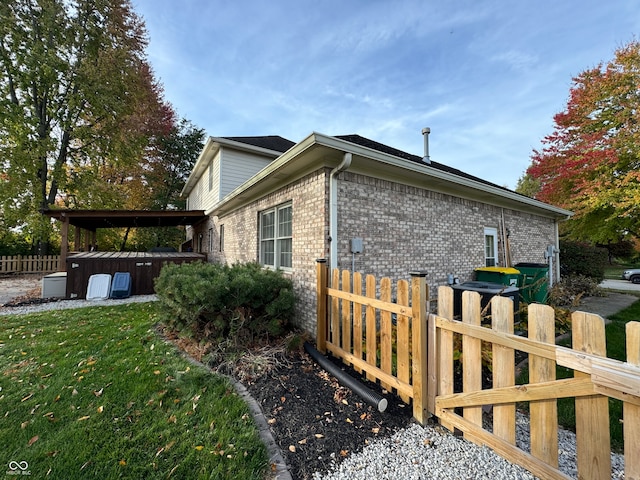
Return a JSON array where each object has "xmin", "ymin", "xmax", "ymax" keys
[{"xmin": 350, "ymin": 238, "xmax": 363, "ymax": 254}]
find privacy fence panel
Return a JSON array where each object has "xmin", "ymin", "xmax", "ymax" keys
[{"xmin": 0, "ymin": 255, "xmax": 60, "ymax": 274}]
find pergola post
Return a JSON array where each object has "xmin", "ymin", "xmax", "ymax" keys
[
  {"xmin": 59, "ymin": 213, "xmax": 69, "ymax": 272},
  {"xmin": 74, "ymin": 225, "xmax": 81, "ymax": 251}
]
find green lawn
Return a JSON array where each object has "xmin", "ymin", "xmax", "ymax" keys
[
  {"xmin": 0, "ymin": 302, "xmax": 267, "ymax": 479},
  {"xmin": 522, "ymin": 298, "xmax": 640, "ymax": 452},
  {"xmin": 604, "ymin": 263, "xmax": 640, "ymax": 280}
]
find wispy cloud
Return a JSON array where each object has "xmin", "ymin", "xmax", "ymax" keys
[{"xmin": 135, "ymin": 0, "xmax": 640, "ymax": 189}]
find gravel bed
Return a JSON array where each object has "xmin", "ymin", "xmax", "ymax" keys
[
  {"xmin": 314, "ymin": 413, "xmax": 625, "ymax": 480},
  {"xmin": 1, "ymin": 295, "xmax": 627, "ymax": 479},
  {"xmin": 0, "ymin": 294, "xmax": 158, "ymax": 316}
]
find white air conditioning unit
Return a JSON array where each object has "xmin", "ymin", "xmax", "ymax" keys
[{"xmin": 42, "ymin": 272, "xmax": 67, "ymax": 298}]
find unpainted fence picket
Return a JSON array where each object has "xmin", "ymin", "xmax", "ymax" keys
[
  {"xmin": 315, "ymin": 261, "xmax": 428, "ymax": 423},
  {"xmin": 316, "ymin": 265, "xmax": 640, "ymax": 480}
]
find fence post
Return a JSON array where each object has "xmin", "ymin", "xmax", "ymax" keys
[
  {"xmin": 572, "ymin": 311, "xmax": 610, "ymax": 480},
  {"xmin": 626, "ymin": 321, "xmax": 640, "ymax": 479},
  {"xmin": 316, "ymin": 259, "xmax": 328, "ymax": 354},
  {"xmin": 410, "ymin": 271, "xmax": 428, "ymax": 424}
]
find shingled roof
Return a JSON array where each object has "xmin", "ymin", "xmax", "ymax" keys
[
  {"xmin": 222, "ymin": 132, "xmax": 515, "ymax": 194},
  {"xmin": 221, "ymin": 135, "xmax": 295, "ymax": 153},
  {"xmin": 335, "ymin": 134, "xmax": 509, "ymax": 192}
]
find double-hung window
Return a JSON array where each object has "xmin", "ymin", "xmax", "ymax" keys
[
  {"xmin": 484, "ymin": 227, "xmax": 498, "ymax": 267},
  {"xmin": 260, "ymin": 203, "xmax": 292, "ymax": 269}
]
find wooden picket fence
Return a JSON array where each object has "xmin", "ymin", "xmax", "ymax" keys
[
  {"xmin": 315, "ymin": 260, "xmax": 429, "ymax": 422},
  {"xmin": 315, "ymin": 260, "xmax": 640, "ymax": 480},
  {"xmin": 0, "ymin": 255, "xmax": 61, "ymax": 274}
]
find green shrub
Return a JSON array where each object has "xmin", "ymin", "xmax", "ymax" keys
[
  {"xmin": 559, "ymin": 240, "xmax": 607, "ymax": 282},
  {"xmin": 154, "ymin": 261, "xmax": 295, "ymax": 344},
  {"xmin": 0, "ymin": 228, "xmax": 32, "ymax": 256}
]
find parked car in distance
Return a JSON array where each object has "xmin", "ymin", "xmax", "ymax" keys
[{"xmin": 622, "ymin": 268, "xmax": 640, "ymax": 284}]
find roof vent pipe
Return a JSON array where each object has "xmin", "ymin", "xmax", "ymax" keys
[{"xmin": 422, "ymin": 127, "xmax": 431, "ymax": 164}]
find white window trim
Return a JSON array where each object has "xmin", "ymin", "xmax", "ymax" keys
[
  {"xmin": 484, "ymin": 227, "xmax": 498, "ymax": 267},
  {"xmin": 259, "ymin": 203, "xmax": 292, "ymax": 270}
]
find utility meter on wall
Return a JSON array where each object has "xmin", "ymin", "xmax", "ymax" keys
[{"xmin": 350, "ymin": 238, "xmax": 363, "ymax": 254}]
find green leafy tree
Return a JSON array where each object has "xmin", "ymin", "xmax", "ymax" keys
[
  {"xmin": 124, "ymin": 118, "xmax": 205, "ymax": 251},
  {"xmin": 526, "ymin": 41, "xmax": 640, "ymax": 244},
  {"xmin": 515, "ymin": 172, "xmax": 541, "ymax": 198},
  {"xmin": 0, "ymin": 0, "xmax": 154, "ymax": 244},
  {"xmin": 130, "ymin": 118, "xmax": 205, "ymax": 211}
]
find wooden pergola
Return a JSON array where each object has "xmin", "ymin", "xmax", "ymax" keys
[{"xmin": 44, "ymin": 209, "xmax": 207, "ymax": 270}]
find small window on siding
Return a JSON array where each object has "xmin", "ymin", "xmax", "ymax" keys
[
  {"xmin": 259, "ymin": 203, "xmax": 292, "ymax": 269},
  {"xmin": 208, "ymin": 163, "xmax": 213, "ymax": 191},
  {"xmin": 484, "ymin": 227, "xmax": 498, "ymax": 267}
]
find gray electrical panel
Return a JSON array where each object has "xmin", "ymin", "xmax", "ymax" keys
[{"xmin": 350, "ymin": 238, "xmax": 363, "ymax": 254}]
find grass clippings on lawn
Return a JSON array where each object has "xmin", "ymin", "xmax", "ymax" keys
[{"xmin": 0, "ymin": 302, "xmax": 268, "ymax": 480}]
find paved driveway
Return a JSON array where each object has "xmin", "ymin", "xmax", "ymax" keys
[
  {"xmin": 0, "ymin": 274, "xmax": 43, "ymax": 305},
  {"xmin": 601, "ymin": 279, "xmax": 640, "ymax": 292}
]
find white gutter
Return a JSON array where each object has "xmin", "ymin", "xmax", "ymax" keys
[
  {"xmin": 329, "ymin": 152, "xmax": 352, "ymax": 270},
  {"xmin": 311, "ymin": 134, "xmax": 573, "ymax": 219}
]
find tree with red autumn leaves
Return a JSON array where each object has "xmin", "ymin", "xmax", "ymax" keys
[
  {"xmin": 0, "ymin": 0, "xmax": 204, "ymax": 251},
  {"xmin": 524, "ymin": 41, "xmax": 640, "ymax": 244}
]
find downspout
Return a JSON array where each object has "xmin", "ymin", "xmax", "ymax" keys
[
  {"xmin": 553, "ymin": 219, "xmax": 561, "ymax": 286},
  {"xmin": 329, "ymin": 153, "xmax": 353, "ymax": 271}
]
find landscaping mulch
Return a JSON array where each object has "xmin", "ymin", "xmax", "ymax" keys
[
  {"xmin": 2, "ymin": 278, "xmax": 415, "ymax": 480},
  {"xmin": 158, "ymin": 325, "xmax": 415, "ymax": 480},
  {"xmin": 240, "ymin": 351, "xmax": 414, "ymax": 480}
]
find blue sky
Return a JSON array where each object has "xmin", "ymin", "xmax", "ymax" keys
[{"xmin": 132, "ymin": 0, "xmax": 639, "ymax": 189}]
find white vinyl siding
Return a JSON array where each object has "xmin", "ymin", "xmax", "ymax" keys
[
  {"xmin": 220, "ymin": 149, "xmax": 273, "ymax": 199},
  {"xmin": 186, "ymin": 148, "xmax": 274, "ymax": 211},
  {"xmin": 188, "ymin": 151, "xmax": 221, "ymax": 210},
  {"xmin": 259, "ymin": 203, "xmax": 292, "ymax": 269}
]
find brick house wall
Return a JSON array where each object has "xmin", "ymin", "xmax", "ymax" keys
[
  {"xmin": 187, "ymin": 169, "xmax": 330, "ymax": 334},
  {"xmin": 187, "ymin": 168, "xmax": 558, "ymax": 336},
  {"xmin": 336, "ymin": 171, "xmax": 557, "ymax": 300}
]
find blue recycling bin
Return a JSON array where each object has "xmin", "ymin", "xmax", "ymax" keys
[{"xmin": 110, "ymin": 272, "xmax": 132, "ymax": 298}]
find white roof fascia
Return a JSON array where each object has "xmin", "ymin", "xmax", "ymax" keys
[
  {"xmin": 206, "ymin": 131, "xmax": 572, "ymax": 220},
  {"xmin": 180, "ymin": 136, "xmax": 285, "ymax": 197},
  {"xmin": 181, "ymin": 137, "xmax": 217, "ymax": 197},
  {"xmin": 209, "ymin": 137, "xmax": 289, "ymax": 158},
  {"xmin": 312, "ymin": 134, "xmax": 573, "ymax": 219},
  {"xmin": 204, "ymin": 133, "xmax": 321, "ymax": 216}
]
